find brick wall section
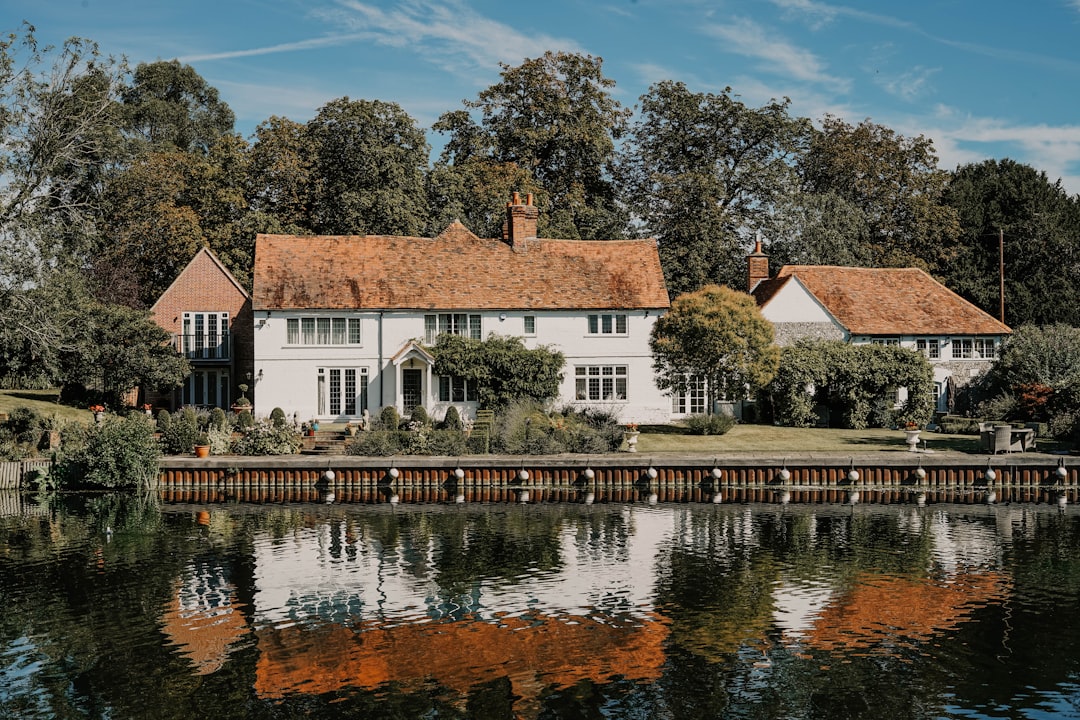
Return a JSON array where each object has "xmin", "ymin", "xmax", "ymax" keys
[{"xmin": 149, "ymin": 247, "xmax": 253, "ymax": 409}]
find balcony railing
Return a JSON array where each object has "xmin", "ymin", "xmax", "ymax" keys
[{"xmin": 175, "ymin": 333, "xmax": 231, "ymax": 361}]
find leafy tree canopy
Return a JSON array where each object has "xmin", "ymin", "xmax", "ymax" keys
[
  {"xmin": 797, "ymin": 116, "xmax": 960, "ymax": 271},
  {"xmin": 650, "ymin": 285, "xmax": 780, "ymax": 409},
  {"xmin": 619, "ymin": 81, "xmax": 810, "ymax": 294},
  {"xmin": 941, "ymin": 158, "xmax": 1080, "ymax": 326},
  {"xmin": 434, "ymin": 51, "xmax": 630, "ymax": 240},
  {"xmin": 305, "ymin": 96, "xmax": 429, "ymax": 236},
  {"xmin": 119, "ymin": 59, "xmax": 235, "ymax": 155}
]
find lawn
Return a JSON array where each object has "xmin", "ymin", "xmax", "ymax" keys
[
  {"xmin": 0, "ymin": 389, "xmax": 93, "ymax": 425},
  {"xmin": 635, "ymin": 423, "xmax": 1065, "ymax": 455}
]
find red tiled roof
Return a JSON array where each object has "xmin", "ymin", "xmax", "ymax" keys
[
  {"xmin": 251, "ymin": 221, "xmax": 670, "ymax": 311},
  {"xmin": 755, "ymin": 265, "xmax": 1010, "ymax": 336}
]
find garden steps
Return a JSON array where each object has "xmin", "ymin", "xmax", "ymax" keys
[{"xmin": 301, "ymin": 429, "xmax": 349, "ymax": 455}]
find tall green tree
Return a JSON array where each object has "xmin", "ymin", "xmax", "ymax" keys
[
  {"xmin": 650, "ymin": 285, "xmax": 780, "ymax": 411},
  {"xmin": 941, "ymin": 158, "xmax": 1080, "ymax": 326},
  {"xmin": 60, "ymin": 301, "xmax": 189, "ymax": 407},
  {"xmin": 618, "ymin": 81, "xmax": 810, "ymax": 294},
  {"xmin": 305, "ymin": 97, "xmax": 429, "ymax": 236},
  {"xmin": 0, "ymin": 25, "xmax": 126, "ymax": 292},
  {"xmin": 434, "ymin": 51, "xmax": 631, "ymax": 240},
  {"xmin": 797, "ymin": 116, "xmax": 959, "ymax": 270},
  {"xmin": 119, "ymin": 59, "xmax": 235, "ymax": 154},
  {"xmin": 246, "ymin": 115, "xmax": 315, "ymax": 233}
]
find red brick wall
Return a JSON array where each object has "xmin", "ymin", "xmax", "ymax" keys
[{"xmin": 149, "ymin": 248, "xmax": 253, "ymax": 409}]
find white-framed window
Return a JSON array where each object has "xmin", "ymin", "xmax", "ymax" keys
[
  {"xmin": 871, "ymin": 337, "xmax": 900, "ymax": 346},
  {"xmin": 672, "ymin": 376, "xmax": 707, "ymax": 414},
  {"xmin": 974, "ymin": 338, "xmax": 997, "ymax": 359},
  {"xmin": 951, "ymin": 338, "xmax": 996, "ymax": 360},
  {"xmin": 523, "ymin": 315, "xmax": 536, "ymax": 336},
  {"xmin": 587, "ymin": 313, "xmax": 627, "ymax": 335},
  {"xmin": 916, "ymin": 338, "xmax": 940, "ymax": 359},
  {"xmin": 180, "ymin": 311, "xmax": 230, "ymax": 359},
  {"xmin": 317, "ymin": 367, "xmax": 368, "ymax": 415},
  {"xmin": 287, "ymin": 317, "xmax": 361, "ymax": 346},
  {"xmin": 438, "ymin": 376, "xmax": 479, "ymax": 402},
  {"xmin": 575, "ymin": 365, "xmax": 628, "ymax": 401},
  {"xmin": 425, "ymin": 313, "xmax": 481, "ymax": 344}
]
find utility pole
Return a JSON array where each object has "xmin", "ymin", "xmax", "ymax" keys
[{"xmin": 999, "ymin": 228, "xmax": 1005, "ymax": 324}]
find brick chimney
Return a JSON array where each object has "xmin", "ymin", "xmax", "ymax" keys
[
  {"xmin": 502, "ymin": 191, "xmax": 537, "ymax": 252},
  {"xmin": 747, "ymin": 235, "xmax": 769, "ymax": 292}
]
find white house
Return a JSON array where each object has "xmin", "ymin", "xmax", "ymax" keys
[
  {"xmin": 250, "ymin": 194, "xmax": 673, "ymax": 423},
  {"xmin": 747, "ymin": 242, "xmax": 1011, "ymax": 413}
]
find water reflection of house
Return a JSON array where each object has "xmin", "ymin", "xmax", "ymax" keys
[
  {"xmin": 773, "ymin": 508, "xmax": 1013, "ymax": 651},
  {"xmin": 245, "ymin": 508, "xmax": 675, "ymax": 709},
  {"xmin": 161, "ymin": 559, "xmax": 247, "ymax": 675}
]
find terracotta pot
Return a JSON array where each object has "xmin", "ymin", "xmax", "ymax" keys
[{"xmin": 194, "ymin": 445, "xmax": 210, "ymax": 458}]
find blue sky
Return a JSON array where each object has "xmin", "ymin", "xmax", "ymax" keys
[{"xmin": 11, "ymin": 0, "xmax": 1080, "ymax": 192}]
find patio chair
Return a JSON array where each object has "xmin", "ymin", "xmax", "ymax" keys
[{"xmin": 992, "ymin": 424, "xmax": 1022, "ymax": 453}]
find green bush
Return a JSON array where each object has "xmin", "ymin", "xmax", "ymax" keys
[
  {"xmin": 378, "ymin": 405, "xmax": 401, "ymax": 430},
  {"xmin": 236, "ymin": 410, "xmax": 255, "ymax": 430},
  {"xmin": 408, "ymin": 405, "xmax": 431, "ymax": 427},
  {"xmin": 937, "ymin": 415, "xmax": 983, "ymax": 435},
  {"xmin": 207, "ymin": 426, "xmax": 233, "ymax": 455},
  {"xmin": 345, "ymin": 430, "xmax": 401, "ymax": 456},
  {"xmin": 0, "ymin": 406, "xmax": 48, "ymax": 460},
  {"xmin": 441, "ymin": 406, "xmax": 463, "ymax": 431},
  {"xmin": 160, "ymin": 410, "xmax": 199, "ymax": 454},
  {"xmin": 427, "ymin": 429, "xmax": 466, "ymax": 456},
  {"xmin": 270, "ymin": 407, "xmax": 287, "ymax": 428},
  {"xmin": 209, "ymin": 407, "xmax": 228, "ymax": 431},
  {"xmin": 57, "ymin": 414, "xmax": 159, "ymax": 489},
  {"xmin": 683, "ymin": 413, "xmax": 736, "ymax": 435},
  {"xmin": 231, "ymin": 419, "xmax": 302, "ymax": 455},
  {"xmin": 156, "ymin": 408, "xmax": 172, "ymax": 433}
]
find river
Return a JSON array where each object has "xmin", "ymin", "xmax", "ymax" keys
[{"xmin": 1, "ymin": 492, "xmax": 1078, "ymax": 719}]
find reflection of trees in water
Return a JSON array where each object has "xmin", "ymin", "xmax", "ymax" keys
[{"xmin": 3, "ymin": 501, "xmax": 1080, "ymax": 718}]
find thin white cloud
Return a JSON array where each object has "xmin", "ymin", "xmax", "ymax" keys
[
  {"xmin": 877, "ymin": 66, "xmax": 939, "ymax": 101},
  {"xmin": 702, "ymin": 17, "xmax": 851, "ymax": 93},
  {"xmin": 180, "ymin": 34, "xmax": 372, "ymax": 63},
  {"xmin": 323, "ymin": 0, "xmax": 586, "ymax": 77}
]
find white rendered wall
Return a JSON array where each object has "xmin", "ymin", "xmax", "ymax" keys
[
  {"xmin": 253, "ymin": 308, "xmax": 671, "ymax": 424},
  {"xmin": 759, "ymin": 278, "xmax": 840, "ymax": 326}
]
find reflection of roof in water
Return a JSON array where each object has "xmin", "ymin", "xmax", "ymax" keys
[
  {"xmin": 798, "ymin": 571, "xmax": 1010, "ymax": 651},
  {"xmin": 161, "ymin": 577, "xmax": 247, "ymax": 675},
  {"xmin": 253, "ymin": 612, "xmax": 670, "ymax": 703}
]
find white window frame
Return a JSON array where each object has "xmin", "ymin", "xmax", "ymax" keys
[
  {"xmin": 425, "ymin": 313, "xmax": 482, "ymax": 344},
  {"xmin": 916, "ymin": 338, "xmax": 940, "ymax": 360},
  {"xmin": 287, "ymin": 316, "xmax": 362, "ymax": 346},
  {"xmin": 317, "ymin": 367, "xmax": 369, "ymax": 416},
  {"xmin": 575, "ymin": 365, "xmax": 628, "ymax": 402},
  {"xmin": 523, "ymin": 315, "xmax": 536, "ymax": 336},
  {"xmin": 587, "ymin": 313, "xmax": 628, "ymax": 336},
  {"xmin": 870, "ymin": 337, "xmax": 900, "ymax": 346},
  {"xmin": 951, "ymin": 338, "xmax": 974, "ymax": 359},
  {"xmin": 438, "ymin": 375, "xmax": 479, "ymax": 402},
  {"xmin": 672, "ymin": 376, "xmax": 707, "ymax": 415},
  {"xmin": 180, "ymin": 311, "xmax": 230, "ymax": 359}
]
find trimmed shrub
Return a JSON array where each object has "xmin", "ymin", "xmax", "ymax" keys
[
  {"xmin": 207, "ymin": 426, "xmax": 233, "ymax": 455},
  {"xmin": 409, "ymin": 406, "xmax": 431, "ymax": 427},
  {"xmin": 236, "ymin": 410, "xmax": 255, "ymax": 430},
  {"xmin": 346, "ymin": 430, "xmax": 401, "ymax": 457},
  {"xmin": 684, "ymin": 413, "xmax": 736, "ymax": 435},
  {"xmin": 209, "ymin": 407, "xmax": 228, "ymax": 431},
  {"xmin": 270, "ymin": 407, "xmax": 287, "ymax": 428},
  {"xmin": 427, "ymin": 430, "xmax": 466, "ymax": 456},
  {"xmin": 378, "ymin": 405, "xmax": 401, "ymax": 431},
  {"xmin": 441, "ymin": 406, "xmax": 463, "ymax": 431},
  {"xmin": 156, "ymin": 408, "xmax": 172, "ymax": 433}
]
